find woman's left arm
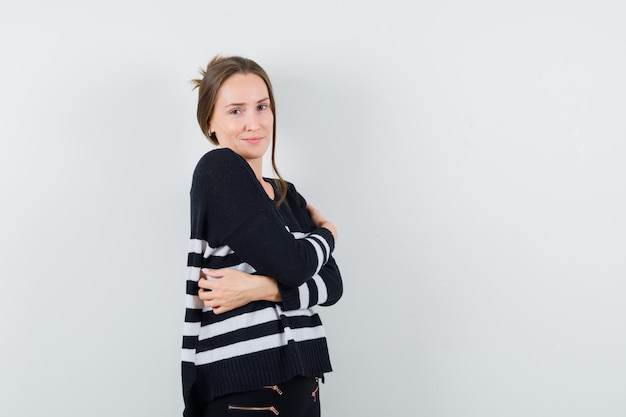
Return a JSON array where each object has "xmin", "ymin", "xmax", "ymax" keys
[{"xmin": 197, "ymin": 268, "xmax": 280, "ymax": 315}]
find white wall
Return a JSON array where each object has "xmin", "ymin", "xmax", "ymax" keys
[{"xmin": 2, "ymin": 1, "xmax": 625, "ymax": 416}]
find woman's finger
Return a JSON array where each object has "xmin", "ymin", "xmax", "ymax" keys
[
  {"xmin": 198, "ymin": 278, "xmax": 218, "ymax": 290},
  {"xmin": 202, "ymin": 268, "xmax": 228, "ymax": 278}
]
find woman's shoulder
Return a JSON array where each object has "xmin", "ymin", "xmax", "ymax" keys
[
  {"xmin": 194, "ymin": 148, "xmax": 253, "ymax": 178},
  {"xmin": 191, "ymin": 148, "xmax": 262, "ymax": 203},
  {"xmin": 196, "ymin": 147, "xmax": 246, "ymax": 168}
]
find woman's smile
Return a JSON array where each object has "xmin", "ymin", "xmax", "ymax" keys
[{"xmin": 242, "ymin": 136, "xmax": 263, "ymax": 144}]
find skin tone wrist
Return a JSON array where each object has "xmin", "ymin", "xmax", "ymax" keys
[{"xmin": 250, "ymin": 274, "xmax": 281, "ymax": 303}]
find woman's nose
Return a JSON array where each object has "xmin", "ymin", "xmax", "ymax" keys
[{"xmin": 245, "ymin": 113, "xmax": 261, "ymax": 131}]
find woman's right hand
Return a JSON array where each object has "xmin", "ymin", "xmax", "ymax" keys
[{"xmin": 307, "ymin": 203, "xmax": 338, "ymax": 244}]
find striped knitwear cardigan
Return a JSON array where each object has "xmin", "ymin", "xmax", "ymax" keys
[{"xmin": 182, "ymin": 148, "xmax": 343, "ymax": 405}]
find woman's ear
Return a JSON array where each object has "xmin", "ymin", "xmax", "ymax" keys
[{"xmin": 207, "ymin": 125, "xmax": 217, "ymax": 142}]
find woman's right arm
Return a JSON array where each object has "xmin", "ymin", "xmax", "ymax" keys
[
  {"xmin": 278, "ymin": 255, "xmax": 343, "ymax": 310},
  {"xmin": 277, "ymin": 203, "xmax": 342, "ymax": 310}
]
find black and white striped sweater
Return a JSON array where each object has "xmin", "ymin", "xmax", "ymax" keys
[{"xmin": 182, "ymin": 148, "xmax": 343, "ymax": 404}]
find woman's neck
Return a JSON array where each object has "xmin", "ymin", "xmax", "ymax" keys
[{"xmin": 246, "ymin": 157, "xmax": 264, "ymax": 182}]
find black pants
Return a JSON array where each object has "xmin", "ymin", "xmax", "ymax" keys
[{"xmin": 186, "ymin": 376, "xmax": 321, "ymax": 417}]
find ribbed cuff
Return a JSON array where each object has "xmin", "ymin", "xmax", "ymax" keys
[
  {"xmin": 315, "ymin": 227, "xmax": 335, "ymax": 255},
  {"xmin": 278, "ymin": 283, "xmax": 302, "ymax": 310}
]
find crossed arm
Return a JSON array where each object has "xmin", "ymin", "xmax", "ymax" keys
[{"xmin": 198, "ymin": 203, "xmax": 340, "ymax": 314}]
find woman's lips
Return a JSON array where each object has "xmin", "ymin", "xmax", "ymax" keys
[{"xmin": 243, "ymin": 137, "xmax": 262, "ymax": 144}]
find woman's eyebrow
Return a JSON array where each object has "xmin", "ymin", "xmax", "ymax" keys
[{"xmin": 224, "ymin": 97, "xmax": 270, "ymax": 108}]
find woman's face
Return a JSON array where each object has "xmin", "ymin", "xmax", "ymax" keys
[{"xmin": 209, "ymin": 73, "xmax": 273, "ymax": 166}]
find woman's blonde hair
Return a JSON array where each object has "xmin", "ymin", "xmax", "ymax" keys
[{"xmin": 192, "ymin": 55, "xmax": 287, "ymax": 206}]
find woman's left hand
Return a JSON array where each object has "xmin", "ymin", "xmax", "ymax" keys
[{"xmin": 198, "ymin": 268, "xmax": 281, "ymax": 314}]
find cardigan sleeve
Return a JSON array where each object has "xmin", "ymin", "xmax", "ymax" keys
[
  {"xmin": 190, "ymin": 149, "xmax": 335, "ymax": 288},
  {"xmin": 278, "ymin": 255, "xmax": 343, "ymax": 310},
  {"xmin": 272, "ymin": 182, "xmax": 343, "ymax": 310}
]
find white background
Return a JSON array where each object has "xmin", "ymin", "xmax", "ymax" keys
[{"xmin": 2, "ymin": 1, "xmax": 626, "ymax": 416}]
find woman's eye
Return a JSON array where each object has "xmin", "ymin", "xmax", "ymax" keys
[
  {"xmin": 230, "ymin": 109, "xmax": 241, "ymax": 115},
  {"xmin": 258, "ymin": 104, "xmax": 269, "ymax": 111}
]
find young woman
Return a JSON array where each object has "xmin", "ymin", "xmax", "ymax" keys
[{"xmin": 182, "ymin": 55, "xmax": 343, "ymax": 417}]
